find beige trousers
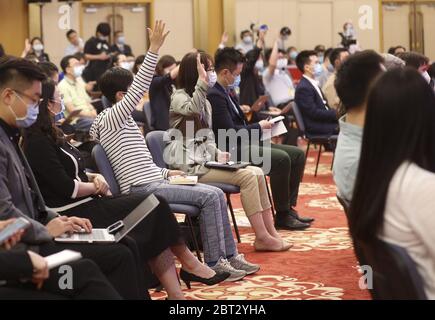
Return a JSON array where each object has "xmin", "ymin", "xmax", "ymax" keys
[{"xmin": 199, "ymin": 166, "xmax": 271, "ymax": 217}]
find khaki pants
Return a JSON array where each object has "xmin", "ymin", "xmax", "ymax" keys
[{"xmin": 199, "ymin": 166, "xmax": 271, "ymax": 217}]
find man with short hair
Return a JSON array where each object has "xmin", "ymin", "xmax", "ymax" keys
[
  {"xmin": 235, "ymin": 30, "xmax": 254, "ymax": 55},
  {"xmin": 65, "ymin": 29, "xmax": 84, "ymax": 56},
  {"xmin": 83, "ymin": 23, "xmax": 112, "ymax": 83},
  {"xmin": 322, "ymin": 48, "xmax": 349, "ymax": 109},
  {"xmin": 333, "ymin": 50, "xmax": 385, "ymax": 202},
  {"xmin": 208, "ymin": 47, "xmax": 313, "ymax": 231},
  {"xmin": 110, "ymin": 31, "xmax": 134, "ymax": 58},
  {"xmin": 0, "ymin": 56, "xmax": 145, "ymax": 299},
  {"xmin": 58, "ymin": 55, "xmax": 97, "ymax": 131},
  {"xmin": 294, "ymin": 50, "xmax": 338, "ymax": 136}
]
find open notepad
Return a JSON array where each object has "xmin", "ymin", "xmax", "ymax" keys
[
  {"xmin": 261, "ymin": 116, "xmax": 288, "ymax": 141},
  {"xmin": 168, "ymin": 175, "xmax": 198, "ymax": 185},
  {"xmin": 44, "ymin": 250, "xmax": 82, "ymax": 270}
]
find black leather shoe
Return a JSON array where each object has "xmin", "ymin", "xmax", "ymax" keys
[
  {"xmin": 180, "ymin": 269, "xmax": 230, "ymax": 290},
  {"xmin": 289, "ymin": 209, "xmax": 315, "ymax": 223},
  {"xmin": 275, "ymin": 215, "xmax": 310, "ymax": 231}
]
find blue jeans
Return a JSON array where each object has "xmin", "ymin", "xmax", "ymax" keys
[{"xmin": 131, "ymin": 180, "xmax": 237, "ymax": 265}]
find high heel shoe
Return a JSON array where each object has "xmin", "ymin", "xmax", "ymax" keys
[{"xmin": 179, "ymin": 269, "xmax": 230, "ymax": 289}]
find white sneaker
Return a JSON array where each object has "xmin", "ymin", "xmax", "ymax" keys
[
  {"xmin": 229, "ymin": 254, "xmax": 260, "ymax": 275},
  {"xmin": 210, "ymin": 257, "xmax": 247, "ymax": 282}
]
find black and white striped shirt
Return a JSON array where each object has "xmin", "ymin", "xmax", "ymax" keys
[{"xmin": 90, "ymin": 52, "xmax": 169, "ymax": 194}]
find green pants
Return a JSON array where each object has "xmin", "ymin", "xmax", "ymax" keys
[{"xmin": 243, "ymin": 144, "xmax": 306, "ymax": 214}]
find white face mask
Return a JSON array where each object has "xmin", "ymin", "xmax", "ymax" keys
[
  {"xmin": 243, "ymin": 36, "xmax": 253, "ymax": 45},
  {"xmin": 33, "ymin": 44, "xmax": 44, "ymax": 52},
  {"xmin": 276, "ymin": 58, "xmax": 288, "ymax": 70},
  {"xmin": 73, "ymin": 65, "xmax": 85, "ymax": 78},
  {"xmin": 255, "ymin": 59, "xmax": 264, "ymax": 71},
  {"xmin": 207, "ymin": 71, "xmax": 217, "ymax": 88},
  {"xmin": 120, "ymin": 62, "xmax": 133, "ymax": 71}
]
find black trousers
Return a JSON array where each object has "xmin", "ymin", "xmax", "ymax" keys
[
  {"xmin": 0, "ymin": 259, "xmax": 121, "ymax": 300},
  {"xmin": 37, "ymin": 240, "xmax": 143, "ymax": 300},
  {"xmin": 61, "ymin": 194, "xmax": 182, "ymax": 293}
]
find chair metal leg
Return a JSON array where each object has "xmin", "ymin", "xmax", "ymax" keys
[
  {"xmin": 264, "ymin": 175, "xmax": 275, "ymax": 219},
  {"xmin": 227, "ymin": 194, "xmax": 241, "ymax": 243},
  {"xmin": 331, "ymin": 150, "xmax": 336, "ymax": 170},
  {"xmin": 185, "ymin": 214, "xmax": 203, "ymax": 263},
  {"xmin": 315, "ymin": 144, "xmax": 322, "ymax": 177},
  {"xmin": 304, "ymin": 141, "xmax": 311, "ymax": 173}
]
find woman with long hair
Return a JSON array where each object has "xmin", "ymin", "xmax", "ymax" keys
[
  {"xmin": 349, "ymin": 68, "xmax": 435, "ymax": 298},
  {"xmin": 23, "ymin": 78, "xmax": 228, "ymax": 300}
]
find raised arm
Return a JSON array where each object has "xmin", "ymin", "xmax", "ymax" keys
[
  {"xmin": 171, "ymin": 54, "xmax": 209, "ymax": 116},
  {"xmin": 101, "ymin": 20, "xmax": 169, "ymax": 131}
]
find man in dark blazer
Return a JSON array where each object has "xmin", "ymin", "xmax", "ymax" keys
[
  {"xmin": 208, "ymin": 48, "xmax": 313, "ymax": 231},
  {"xmin": 0, "ymin": 56, "xmax": 147, "ymax": 299},
  {"xmin": 294, "ymin": 50, "xmax": 338, "ymax": 136}
]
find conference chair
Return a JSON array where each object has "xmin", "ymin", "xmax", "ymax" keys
[
  {"xmin": 292, "ymin": 102, "xmax": 338, "ymax": 177},
  {"xmin": 91, "ymin": 144, "xmax": 203, "ymax": 262},
  {"xmin": 356, "ymin": 238, "xmax": 427, "ymax": 300},
  {"xmin": 145, "ymin": 131, "xmax": 243, "ymax": 244}
]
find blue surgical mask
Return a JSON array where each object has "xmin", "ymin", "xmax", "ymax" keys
[
  {"xmin": 318, "ymin": 55, "xmax": 325, "ymax": 65},
  {"xmin": 229, "ymin": 74, "xmax": 241, "ymax": 89},
  {"xmin": 207, "ymin": 71, "xmax": 217, "ymax": 88},
  {"xmin": 290, "ymin": 51, "xmax": 298, "ymax": 60},
  {"xmin": 313, "ymin": 63, "xmax": 324, "ymax": 77},
  {"xmin": 10, "ymin": 92, "xmax": 39, "ymax": 128},
  {"xmin": 52, "ymin": 99, "xmax": 66, "ymax": 123},
  {"xmin": 117, "ymin": 36, "xmax": 125, "ymax": 45}
]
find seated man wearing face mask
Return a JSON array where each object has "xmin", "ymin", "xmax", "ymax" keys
[
  {"xmin": 58, "ymin": 55, "xmax": 97, "ymax": 132},
  {"xmin": 263, "ymin": 40, "xmax": 295, "ymax": 110},
  {"xmin": 235, "ymin": 30, "xmax": 255, "ymax": 56},
  {"xmin": 110, "ymin": 31, "xmax": 134, "ymax": 58},
  {"xmin": 294, "ymin": 50, "xmax": 338, "ymax": 136}
]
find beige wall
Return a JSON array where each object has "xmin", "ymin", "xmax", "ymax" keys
[
  {"xmin": 0, "ymin": 0, "xmax": 28, "ymax": 56},
  {"xmin": 233, "ymin": 0, "xmax": 380, "ymax": 52},
  {"xmin": 29, "ymin": 0, "xmax": 194, "ymax": 65},
  {"xmin": 155, "ymin": 0, "xmax": 194, "ymax": 60}
]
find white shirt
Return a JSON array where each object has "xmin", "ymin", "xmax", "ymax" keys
[
  {"xmin": 262, "ymin": 69, "xmax": 295, "ymax": 106},
  {"xmin": 381, "ymin": 162, "xmax": 435, "ymax": 299},
  {"xmin": 64, "ymin": 38, "xmax": 84, "ymax": 56},
  {"xmin": 303, "ymin": 75, "xmax": 328, "ymax": 109}
]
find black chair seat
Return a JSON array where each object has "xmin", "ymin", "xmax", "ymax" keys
[
  {"xmin": 205, "ymin": 183, "xmax": 240, "ymax": 194},
  {"xmin": 169, "ymin": 204, "xmax": 200, "ymax": 217}
]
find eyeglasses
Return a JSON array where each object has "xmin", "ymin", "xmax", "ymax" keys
[{"xmin": 13, "ymin": 90, "xmax": 43, "ymax": 107}]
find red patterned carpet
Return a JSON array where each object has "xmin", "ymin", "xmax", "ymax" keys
[{"xmin": 152, "ymin": 148, "xmax": 371, "ymax": 300}]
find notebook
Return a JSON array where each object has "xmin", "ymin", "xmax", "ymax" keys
[{"xmin": 168, "ymin": 175, "xmax": 198, "ymax": 185}]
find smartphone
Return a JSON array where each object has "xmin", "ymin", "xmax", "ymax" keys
[
  {"xmin": 107, "ymin": 220, "xmax": 124, "ymax": 234},
  {"xmin": 0, "ymin": 218, "xmax": 31, "ymax": 245}
]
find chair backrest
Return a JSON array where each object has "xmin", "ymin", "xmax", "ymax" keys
[
  {"xmin": 145, "ymin": 130, "xmax": 167, "ymax": 169},
  {"xmin": 91, "ymin": 144, "xmax": 121, "ymax": 195},
  {"xmin": 291, "ymin": 102, "xmax": 306, "ymax": 137},
  {"xmin": 336, "ymin": 194, "xmax": 350, "ymax": 218},
  {"xmin": 357, "ymin": 238, "xmax": 427, "ymax": 300},
  {"xmin": 143, "ymin": 102, "xmax": 154, "ymax": 131}
]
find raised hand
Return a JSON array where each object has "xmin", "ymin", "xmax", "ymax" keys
[
  {"xmin": 221, "ymin": 31, "xmax": 229, "ymax": 45},
  {"xmin": 148, "ymin": 20, "xmax": 170, "ymax": 54},
  {"xmin": 197, "ymin": 53, "xmax": 207, "ymax": 83}
]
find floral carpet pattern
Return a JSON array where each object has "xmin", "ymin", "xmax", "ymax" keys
[{"xmin": 152, "ymin": 149, "xmax": 371, "ymax": 300}]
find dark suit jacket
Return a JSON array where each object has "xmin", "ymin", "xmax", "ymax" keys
[
  {"xmin": 0, "ymin": 125, "xmax": 54, "ymax": 244},
  {"xmin": 110, "ymin": 44, "xmax": 133, "ymax": 57},
  {"xmin": 294, "ymin": 76, "xmax": 338, "ymax": 135},
  {"xmin": 207, "ymin": 83, "xmax": 261, "ymax": 158}
]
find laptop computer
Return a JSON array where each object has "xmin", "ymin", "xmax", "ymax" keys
[
  {"xmin": 55, "ymin": 194, "xmax": 159, "ymax": 244},
  {"xmin": 205, "ymin": 161, "xmax": 250, "ymax": 171}
]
